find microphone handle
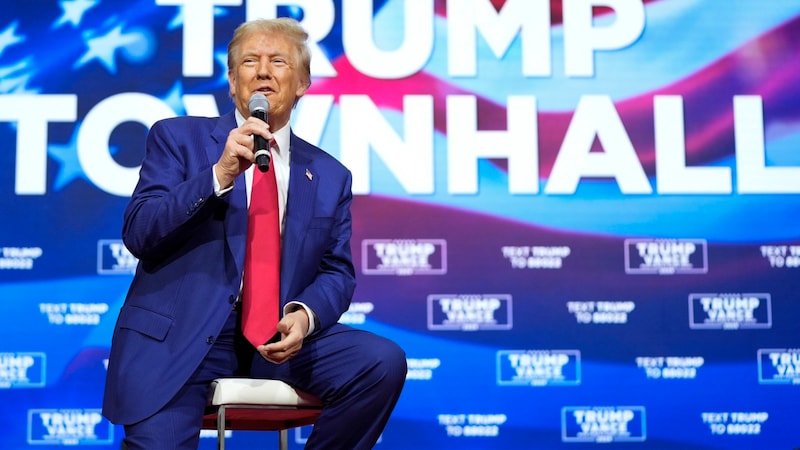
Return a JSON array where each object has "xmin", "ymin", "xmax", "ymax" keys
[
  {"xmin": 254, "ymin": 137, "xmax": 270, "ymax": 172},
  {"xmin": 252, "ymin": 110, "xmax": 270, "ymax": 172}
]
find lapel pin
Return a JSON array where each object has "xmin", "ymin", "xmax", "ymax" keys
[{"xmin": 305, "ymin": 168, "xmax": 313, "ymax": 181}]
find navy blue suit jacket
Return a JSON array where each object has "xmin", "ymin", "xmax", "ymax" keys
[{"xmin": 102, "ymin": 111, "xmax": 356, "ymax": 425}]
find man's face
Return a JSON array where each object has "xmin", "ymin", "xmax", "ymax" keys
[{"xmin": 228, "ymin": 31, "xmax": 308, "ymax": 130}]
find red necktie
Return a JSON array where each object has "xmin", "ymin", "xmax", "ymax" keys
[{"xmin": 241, "ymin": 150, "xmax": 281, "ymax": 347}]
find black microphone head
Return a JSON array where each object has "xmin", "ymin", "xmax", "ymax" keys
[{"xmin": 248, "ymin": 93, "xmax": 270, "ymax": 115}]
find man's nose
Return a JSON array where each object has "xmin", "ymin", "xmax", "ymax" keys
[{"xmin": 257, "ymin": 61, "xmax": 271, "ymax": 79}]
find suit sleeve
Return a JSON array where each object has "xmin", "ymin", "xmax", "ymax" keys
[{"xmin": 122, "ymin": 118, "xmax": 222, "ymax": 262}]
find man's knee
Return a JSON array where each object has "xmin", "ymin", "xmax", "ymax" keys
[{"xmin": 369, "ymin": 336, "xmax": 407, "ymax": 389}]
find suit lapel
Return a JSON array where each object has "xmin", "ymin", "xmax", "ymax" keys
[
  {"xmin": 210, "ymin": 112, "xmax": 248, "ymax": 276},
  {"xmin": 280, "ymin": 133, "xmax": 317, "ymax": 301}
]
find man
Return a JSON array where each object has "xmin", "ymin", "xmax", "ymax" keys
[{"xmin": 103, "ymin": 18, "xmax": 407, "ymax": 449}]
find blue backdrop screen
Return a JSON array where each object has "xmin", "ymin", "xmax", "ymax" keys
[{"xmin": 1, "ymin": 0, "xmax": 799, "ymax": 449}]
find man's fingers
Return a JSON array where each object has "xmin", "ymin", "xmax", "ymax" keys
[
  {"xmin": 258, "ymin": 340, "xmax": 299, "ymax": 357},
  {"xmin": 258, "ymin": 346, "xmax": 298, "ymax": 364}
]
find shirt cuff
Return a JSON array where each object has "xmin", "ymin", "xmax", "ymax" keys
[
  {"xmin": 284, "ymin": 301, "xmax": 317, "ymax": 337},
  {"xmin": 213, "ymin": 164, "xmax": 234, "ymax": 197}
]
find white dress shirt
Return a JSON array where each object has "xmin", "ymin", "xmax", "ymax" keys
[{"xmin": 213, "ymin": 110, "xmax": 317, "ymax": 336}]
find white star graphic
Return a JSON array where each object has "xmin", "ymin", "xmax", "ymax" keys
[
  {"xmin": 0, "ymin": 21, "xmax": 25, "ymax": 58},
  {"xmin": 162, "ymin": 80, "xmax": 186, "ymax": 115},
  {"xmin": 0, "ymin": 58, "xmax": 37, "ymax": 94},
  {"xmin": 167, "ymin": 6, "xmax": 229, "ymax": 30},
  {"xmin": 54, "ymin": 0, "xmax": 99, "ymax": 28},
  {"xmin": 75, "ymin": 23, "xmax": 139, "ymax": 73},
  {"xmin": 0, "ymin": 72, "xmax": 36, "ymax": 94}
]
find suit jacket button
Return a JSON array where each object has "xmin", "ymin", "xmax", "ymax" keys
[{"xmin": 206, "ymin": 336, "xmax": 214, "ymax": 344}]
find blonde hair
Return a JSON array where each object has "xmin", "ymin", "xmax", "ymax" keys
[{"xmin": 227, "ymin": 18, "xmax": 311, "ymax": 88}]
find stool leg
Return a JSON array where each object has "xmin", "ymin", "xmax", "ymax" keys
[
  {"xmin": 216, "ymin": 406, "xmax": 226, "ymax": 450},
  {"xmin": 278, "ymin": 429, "xmax": 288, "ymax": 450}
]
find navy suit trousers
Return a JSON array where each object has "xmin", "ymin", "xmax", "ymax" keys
[{"xmin": 123, "ymin": 310, "xmax": 406, "ymax": 450}]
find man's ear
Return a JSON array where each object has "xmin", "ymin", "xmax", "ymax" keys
[
  {"xmin": 228, "ymin": 72, "xmax": 236, "ymax": 97},
  {"xmin": 295, "ymin": 77, "xmax": 309, "ymax": 98}
]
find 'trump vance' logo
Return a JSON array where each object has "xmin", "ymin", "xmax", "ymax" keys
[
  {"xmin": 28, "ymin": 409, "xmax": 112, "ymax": 445},
  {"xmin": 0, "ymin": 352, "xmax": 46, "ymax": 388},
  {"xmin": 624, "ymin": 239, "xmax": 707, "ymax": 274},
  {"xmin": 562, "ymin": 406, "xmax": 646, "ymax": 443},
  {"xmin": 689, "ymin": 293, "xmax": 772, "ymax": 330},
  {"xmin": 97, "ymin": 239, "xmax": 137, "ymax": 274},
  {"xmin": 497, "ymin": 350, "xmax": 580, "ymax": 386},
  {"xmin": 428, "ymin": 294, "xmax": 512, "ymax": 331},
  {"xmin": 758, "ymin": 349, "xmax": 800, "ymax": 384},
  {"xmin": 362, "ymin": 239, "xmax": 446, "ymax": 275}
]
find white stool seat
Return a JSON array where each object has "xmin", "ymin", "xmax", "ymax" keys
[
  {"xmin": 208, "ymin": 378, "xmax": 322, "ymax": 407},
  {"xmin": 203, "ymin": 378, "xmax": 323, "ymax": 450}
]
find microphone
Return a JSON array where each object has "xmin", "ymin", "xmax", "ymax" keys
[{"xmin": 248, "ymin": 93, "xmax": 271, "ymax": 172}]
